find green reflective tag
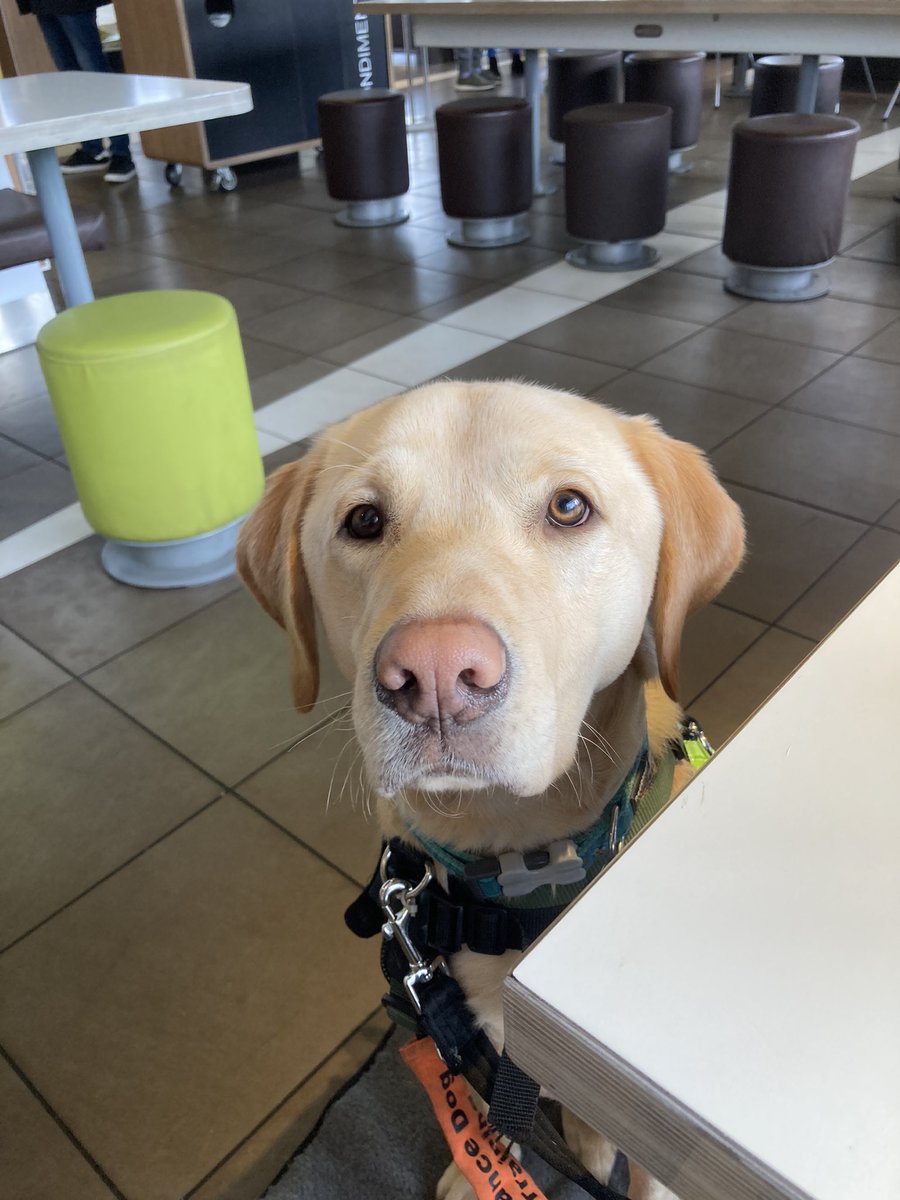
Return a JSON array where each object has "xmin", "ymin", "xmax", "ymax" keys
[{"xmin": 684, "ymin": 738, "xmax": 713, "ymax": 769}]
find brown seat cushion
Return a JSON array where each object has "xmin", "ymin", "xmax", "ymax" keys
[
  {"xmin": 436, "ymin": 97, "xmax": 532, "ymax": 221},
  {"xmin": 317, "ymin": 89, "xmax": 409, "ymax": 203},
  {"xmin": 0, "ymin": 188, "xmax": 106, "ymax": 271}
]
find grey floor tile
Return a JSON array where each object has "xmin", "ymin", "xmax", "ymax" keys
[
  {"xmin": 880, "ymin": 501, "xmax": 900, "ymax": 533},
  {"xmin": 680, "ymin": 604, "xmax": 767, "ymax": 709},
  {"xmin": 0, "ymin": 682, "xmax": 220, "ymax": 948},
  {"xmin": 213, "ymin": 275, "xmax": 313, "ymax": 323},
  {"xmin": 829, "ymin": 255, "xmax": 900, "ymax": 309},
  {"xmin": 319, "ymin": 263, "xmax": 481, "ymax": 316},
  {"xmin": 590, "ymin": 372, "xmax": 766, "ymax": 451},
  {"xmin": 718, "ymin": 296, "xmax": 898, "ymax": 354},
  {"xmin": 0, "ymin": 461, "xmax": 76, "ymax": 539},
  {"xmin": 640, "ymin": 327, "xmax": 841, "ymax": 404},
  {"xmin": 0, "ymin": 393, "xmax": 64, "ymax": 459},
  {"xmin": 317, "ymin": 315, "xmax": 427, "ymax": 367},
  {"xmin": 85, "ymin": 589, "xmax": 347, "ymax": 786},
  {"xmin": 257, "ymin": 248, "xmax": 391, "ymax": 292},
  {"xmin": 0, "ymin": 345, "xmax": 48, "ymax": 410},
  {"xmin": 671, "ymin": 243, "xmax": 730, "ymax": 280},
  {"xmin": 597, "ymin": 270, "xmax": 747, "ymax": 325},
  {"xmin": 240, "ymin": 337, "xmax": 307, "ymax": 381},
  {"xmin": 779, "ymin": 527, "xmax": 900, "ymax": 641},
  {"xmin": 841, "ymin": 222, "xmax": 900, "ymax": 265},
  {"xmin": 135, "ymin": 224, "xmax": 291, "ymax": 276},
  {"xmin": 0, "ymin": 626, "xmax": 67, "ymax": 721},
  {"xmin": 444, "ymin": 341, "xmax": 622, "ymax": 396},
  {"xmin": 242, "ymin": 294, "xmax": 397, "ymax": 357},
  {"xmin": 239, "ymin": 717, "xmax": 382, "ymax": 887},
  {"xmin": 0, "ymin": 435, "xmax": 44, "ymax": 481},
  {"xmin": 92, "ymin": 256, "xmax": 236, "ymax": 301},
  {"xmin": 250, "ymin": 358, "xmax": 336, "ymax": 411},
  {"xmin": 0, "ymin": 799, "xmax": 384, "ymax": 1200},
  {"xmin": 718, "ymin": 486, "xmax": 867, "ymax": 621},
  {"xmin": 415, "ymin": 243, "xmax": 558, "ymax": 282},
  {"xmin": 853, "ymin": 316, "xmax": 900, "ymax": 365},
  {"xmin": 526, "ymin": 211, "xmax": 579, "ymax": 253},
  {"xmin": 786, "ymin": 356, "xmax": 900, "ymax": 436},
  {"xmin": 79, "ymin": 243, "xmax": 174, "ymax": 285},
  {"xmin": 843, "ymin": 195, "xmax": 900, "ymax": 229},
  {"xmin": 0, "ymin": 536, "xmax": 237, "ymax": 675},
  {"xmin": 188, "ymin": 1011, "xmax": 391, "ymax": 1200},
  {"xmin": 711, "ymin": 408, "xmax": 900, "ymax": 522},
  {"xmin": 0, "ymin": 1060, "xmax": 116, "ymax": 1200},
  {"xmin": 520, "ymin": 304, "xmax": 702, "ymax": 368},
  {"xmin": 690, "ymin": 627, "xmax": 815, "ymax": 749}
]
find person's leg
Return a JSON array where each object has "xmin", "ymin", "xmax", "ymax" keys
[
  {"xmin": 59, "ymin": 13, "xmax": 132, "ymax": 160},
  {"xmin": 37, "ymin": 16, "xmax": 106, "ymax": 160}
]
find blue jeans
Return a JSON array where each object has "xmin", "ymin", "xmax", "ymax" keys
[{"xmin": 38, "ymin": 13, "xmax": 130, "ymax": 159}]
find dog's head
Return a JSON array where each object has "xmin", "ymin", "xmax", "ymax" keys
[{"xmin": 238, "ymin": 382, "xmax": 743, "ymax": 801}]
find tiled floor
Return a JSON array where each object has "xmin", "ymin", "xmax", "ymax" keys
[{"xmin": 2, "ymin": 65, "xmax": 900, "ymax": 1200}]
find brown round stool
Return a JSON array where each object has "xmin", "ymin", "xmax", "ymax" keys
[
  {"xmin": 317, "ymin": 89, "xmax": 409, "ymax": 228},
  {"xmin": 547, "ymin": 50, "xmax": 623, "ymax": 164},
  {"xmin": 750, "ymin": 55, "xmax": 844, "ymax": 117},
  {"xmin": 564, "ymin": 103, "xmax": 671, "ymax": 271},
  {"xmin": 723, "ymin": 113, "xmax": 859, "ymax": 301},
  {"xmin": 436, "ymin": 96, "xmax": 532, "ymax": 248},
  {"xmin": 624, "ymin": 52, "xmax": 705, "ymax": 174}
]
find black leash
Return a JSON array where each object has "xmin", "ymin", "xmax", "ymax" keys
[{"xmin": 346, "ymin": 840, "xmax": 631, "ymax": 1200}]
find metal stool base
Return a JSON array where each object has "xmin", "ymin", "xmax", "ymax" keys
[
  {"xmin": 724, "ymin": 260, "xmax": 831, "ymax": 302},
  {"xmin": 101, "ymin": 515, "xmax": 245, "ymax": 589},
  {"xmin": 334, "ymin": 197, "xmax": 409, "ymax": 228},
  {"xmin": 447, "ymin": 213, "xmax": 530, "ymax": 249},
  {"xmin": 566, "ymin": 240, "xmax": 660, "ymax": 272}
]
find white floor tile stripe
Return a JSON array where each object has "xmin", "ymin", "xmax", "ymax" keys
[{"xmin": 1, "ymin": 122, "xmax": 897, "ymax": 581}]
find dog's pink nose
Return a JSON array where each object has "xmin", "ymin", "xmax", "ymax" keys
[{"xmin": 375, "ymin": 619, "xmax": 508, "ymax": 725}]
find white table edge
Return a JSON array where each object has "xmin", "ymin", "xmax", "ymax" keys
[{"xmin": 504, "ymin": 979, "xmax": 815, "ymax": 1200}]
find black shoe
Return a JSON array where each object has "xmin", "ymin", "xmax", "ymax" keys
[
  {"xmin": 104, "ymin": 155, "xmax": 137, "ymax": 184},
  {"xmin": 60, "ymin": 148, "xmax": 110, "ymax": 174},
  {"xmin": 511, "ymin": 52, "xmax": 524, "ymax": 77},
  {"xmin": 488, "ymin": 53, "xmax": 501, "ymax": 78}
]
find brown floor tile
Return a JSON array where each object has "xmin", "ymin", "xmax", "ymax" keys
[
  {"xmin": 319, "ymin": 263, "xmax": 481, "ymax": 316},
  {"xmin": 597, "ymin": 269, "xmax": 747, "ymax": 325},
  {"xmin": 135, "ymin": 225, "xmax": 291, "ymax": 276},
  {"xmin": 525, "ymin": 211, "xmax": 579, "ymax": 254},
  {"xmin": 0, "ymin": 393, "xmax": 64, "ymax": 460},
  {"xmin": 250, "ymin": 358, "xmax": 335, "ymax": 411},
  {"xmin": 239, "ymin": 717, "xmax": 382, "ymax": 888},
  {"xmin": 590, "ymin": 372, "xmax": 765, "ymax": 450},
  {"xmin": 880, "ymin": 501, "xmax": 900, "ymax": 533},
  {"xmin": 92, "ymin": 257, "xmax": 237, "ymax": 301},
  {"xmin": 415, "ymin": 243, "xmax": 558, "ymax": 283},
  {"xmin": 242, "ymin": 294, "xmax": 397, "ymax": 357},
  {"xmin": 717, "ymin": 296, "xmax": 898, "ymax": 354},
  {"xmin": 640, "ymin": 327, "xmax": 840, "ymax": 404},
  {"xmin": 680, "ymin": 604, "xmax": 766, "ymax": 709},
  {"xmin": 257, "ymin": 249, "xmax": 390, "ymax": 292},
  {"xmin": 0, "ymin": 682, "xmax": 220, "ymax": 949},
  {"xmin": 841, "ymin": 222, "xmax": 900, "ymax": 265},
  {"xmin": 84, "ymin": 589, "xmax": 347, "ymax": 786},
  {"xmin": 719, "ymin": 486, "xmax": 867, "ymax": 622},
  {"xmin": 711, "ymin": 408, "xmax": 900, "ymax": 522},
  {"xmin": 779, "ymin": 527, "xmax": 900, "ymax": 641},
  {"xmin": 854, "ymin": 316, "xmax": 900, "ymax": 365},
  {"xmin": 690, "ymin": 627, "xmax": 815, "ymax": 749},
  {"xmin": 445, "ymin": 342, "xmax": 622, "ymax": 396},
  {"xmin": 0, "ymin": 799, "xmax": 384, "ymax": 1200},
  {"xmin": 829, "ymin": 255, "xmax": 900, "ymax": 309},
  {"xmin": 671, "ymin": 243, "xmax": 730, "ymax": 281},
  {"xmin": 520, "ymin": 304, "xmax": 702, "ymax": 369},
  {"xmin": 0, "ymin": 536, "xmax": 237, "ymax": 675},
  {"xmin": 0, "ymin": 1060, "xmax": 115, "ymax": 1200},
  {"xmin": 240, "ymin": 337, "xmax": 306, "ymax": 381},
  {"xmin": 0, "ymin": 461, "xmax": 77, "ymax": 539},
  {"xmin": 0, "ymin": 625, "xmax": 67, "ymax": 721},
  {"xmin": 214, "ymin": 276, "xmax": 313, "ymax": 324},
  {"xmin": 786, "ymin": 355, "xmax": 900, "ymax": 437},
  {"xmin": 0, "ymin": 345, "xmax": 48, "ymax": 410},
  {"xmin": 188, "ymin": 1012, "xmax": 391, "ymax": 1200},
  {"xmin": 316, "ymin": 315, "xmax": 427, "ymax": 367}
]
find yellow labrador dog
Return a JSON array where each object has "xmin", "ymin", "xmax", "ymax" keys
[{"xmin": 238, "ymin": 380, "xmax": 744, "ymax": 1200}]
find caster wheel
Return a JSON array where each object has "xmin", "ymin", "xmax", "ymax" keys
[
  {"xmin": 165, "ymin": 162, "xmax": 183, "ymax": 187},
  {"xmin": 204, "ymin": 167, "xmax": 238, "ymax": 193}
]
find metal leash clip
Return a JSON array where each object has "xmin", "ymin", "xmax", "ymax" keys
[{"xmin": 379, "ymin": 847, "xmax": 447, "ymax": 1014}]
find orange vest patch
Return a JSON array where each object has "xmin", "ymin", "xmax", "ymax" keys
[{"xmin": 400, "ymin": 1036, "xmax": 550, "ymax": 1200}]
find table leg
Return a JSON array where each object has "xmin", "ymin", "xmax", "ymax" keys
[
  {"xmin": 26, "ymin": 145, "xmax": 95, "ymax": 309},
  {"xmin": 524, "ymin": 48, "xmax": 555, "ymax": 197},
  {"xmin": 797, "ymin": 54, "xmax": 820, "ymax": 114}
]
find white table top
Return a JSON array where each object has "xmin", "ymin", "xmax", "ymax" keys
[
  {"xmin": 504, "ymin": 563, "xmax": 900, "ymax": 1200},
  {"xmin": 0, "ymin": 72, "xmax": 253, "ymax": 156},
  {"xmin": 356, "ymin": 0, "xmax": 900, "ymax": 56}
]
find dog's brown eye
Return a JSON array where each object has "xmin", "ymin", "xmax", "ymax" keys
[
  {"xmin": 547, "ymin": 489, "xmax": 591, "ymax": 528},
  {"xmin": 344, "ymin": 504, "xmax": 383, "ymax": 540}
]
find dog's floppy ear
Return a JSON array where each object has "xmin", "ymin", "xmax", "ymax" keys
[
  {"xmin": 621, "ymin": 416, "xmax": 745, "ymax": 702},
  {"xmin": 236, "ymin": 452, "xmax": 321, "ymax": 714}
]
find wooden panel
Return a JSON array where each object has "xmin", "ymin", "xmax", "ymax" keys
[
  {"xmin": 113, "ymin": 0, "xmax": 208, "ymax": 166},
  {"xmin": 0, "ymin": 0, "xmax": 55, "ymax": 77}
]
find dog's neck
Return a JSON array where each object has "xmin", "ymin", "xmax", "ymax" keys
[{"xmin": 378, "ymin": 663, "xmax": 658, "ymax": 857}]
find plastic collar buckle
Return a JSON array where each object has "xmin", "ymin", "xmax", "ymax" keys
[{"xmin": 496, "ymin": 838, "xmax": 587, "ymax": 898}]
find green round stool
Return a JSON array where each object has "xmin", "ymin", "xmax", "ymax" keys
[{"xmin": 37, "ymin": 290, "xmax": 264, "ymax": 588}]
